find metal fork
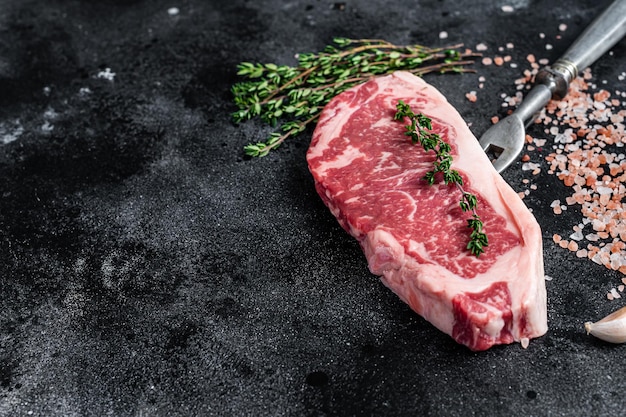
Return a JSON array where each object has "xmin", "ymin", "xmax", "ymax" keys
[{"xmin": 479, "ymin": 0, "xmax": 626, "ymax": 173}]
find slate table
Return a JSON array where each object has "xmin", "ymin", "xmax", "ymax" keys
[{"xmin": 1, "ymin": 0, "xmax": 625, "ymax": 416}]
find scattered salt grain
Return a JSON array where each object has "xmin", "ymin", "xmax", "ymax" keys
[
  {"xmin": 41, "ymin": 121, "xmax": 54, "ymax": 133},
  {"xmin": 439, "ymin": 31, "xmax": 448, "ymax": 40},
  {"xmin": 559, "ymin": 23, "xmax": 567, "ymax": 32},
  {"xmin": 518, "ymin": 61, "xmax": 626, "ymax": 296},
  {"xmin": 476, "ymin": 43, "xmax": 488, "ymax": 51},
  {"xmin": 501, "ymin": 5, "xmax": 514, "ymax": 12},
  {"xmin": 522, "ymin": 161, "xmax": 541, "ymax": 173},
  {"xmin": 168, "ymin": 7, "xmax": 180, "ymax": 16},
  {"xmin": 545, "ymin": 44, "xmax": 553, "ymax": 50},
  {"xmin": 570, "ymin": 230, "xmax": 584, "ymax": 241},
  {"xmin": 96, "ymin": 68, "xmax": 116, "ymax": 81},
  {"xmin": 43, "ymin": 108, "xmax": 58, "ymax": 120},
  {"xmin": 0, "ymin": 120, "xmax": 24, "ymax": 145}
]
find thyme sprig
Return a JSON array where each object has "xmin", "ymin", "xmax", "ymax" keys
[
  {"xmin": 232, "ymin": 38, "xmax": 478, "ymax": 156},
  {"xmin": 394, "ymin": 100, "xmax": 488, "ymax": 257}
]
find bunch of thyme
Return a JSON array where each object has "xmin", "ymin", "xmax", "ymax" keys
[
  {"xmin": 232, "ymin": 38, "xmax": 477, "ymax": 157},
  {"xmin": 394, "ymin": 100, "xmax": 488, "ymax": 257}
]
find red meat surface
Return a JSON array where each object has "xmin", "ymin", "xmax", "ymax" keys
[{"xmin": 307, "ymin": 72, "xmax": 547, "ymax": 351}]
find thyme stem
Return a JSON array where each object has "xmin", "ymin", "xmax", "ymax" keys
[
  {"xmin": 232, "ymin": 38, "xmax": 478, "ymax": 157},
  {"xmin": 394, "ymin": 100, "xmax": 488, "ymax": 257}
]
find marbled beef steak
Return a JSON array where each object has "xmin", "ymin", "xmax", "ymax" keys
[{"xmin": 307, "ymin": 72, "xmax": 547, "ymax": 351}]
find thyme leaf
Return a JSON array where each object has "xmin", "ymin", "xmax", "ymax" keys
[
  {"xmin": 233, "ymin": 38, "xmax": 478, "ymax": 156},
  {"xmin": 394, "ymin": 100, "xmax": 488, "ymax": 257}
]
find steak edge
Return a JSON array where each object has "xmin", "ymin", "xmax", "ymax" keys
[{"xmin": 306, "ymin": 71, "xmax": 547, "ymax": 351}]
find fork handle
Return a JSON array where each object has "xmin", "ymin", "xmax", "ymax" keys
[{"xmin": 535, "ymin": 0, "xmax": 626, "ymax": 101}]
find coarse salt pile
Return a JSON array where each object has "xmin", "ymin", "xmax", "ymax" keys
[
  {"xmin": 527, "ymin": 66, "xmax": 626, "ymax": 293},
  {"xmin": 473, "ymin": 24, "xmax": 626, "ymax": 299}
]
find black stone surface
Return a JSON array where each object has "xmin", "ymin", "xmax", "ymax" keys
[{"xmin": 1, "ymin": 0, "xmax": 625, "ymax": 416}]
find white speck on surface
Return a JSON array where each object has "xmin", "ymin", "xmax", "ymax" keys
[
  {"xmin": 501, "ymin": 5, "xmax": 514, "ymax": 12},
  {"xmin": 545, "ymin": 43, "xmax": 553, "ymax": 50},
  {"xmin": 79, "ymin": 87, "xmax": 92, "ymax": 96},
  {"xmin": 439, "ymin": 31, "xmax": 448, "ymax": 40},
  {"xmin": 101, "ymin": 255, "xmax": 114, "ymax": 278},
  {"xmin": 0, "ymin": 120, "xmax": 24, "ymax": 145},
  {"xmin": 168, "ymin": 7, "xmax": 180, "ymax": 16},
  {"xmin": 74, "ymin": 257, "xmax": 87, "ymax": 273},
  {"xmin": 41, "ymin": 121, "xmax": 54, "ymax": 133},
  {"xmin": 97, "ymin": 68, "xmax": 116, "ymax": 81},
  {"xmin": 44, "ymin": 107, "xmax": 58, "ymax": 120}
]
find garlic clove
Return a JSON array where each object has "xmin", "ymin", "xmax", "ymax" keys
[{"xmin": 585, "ymin": 305, "xmax": 626, "ymax": 344}]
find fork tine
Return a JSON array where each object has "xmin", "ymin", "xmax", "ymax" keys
[
  {"xmin": 490, "ymin": 144, "xmax": 524, "ymax": 173},
  {"xmin": 478, "ymin": 115, "xmax": 526, "ymax": 173}
]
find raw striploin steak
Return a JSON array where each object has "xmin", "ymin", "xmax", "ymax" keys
[{"xmin": 307, "ymin": 71, "xmax": 547, "ymax": 351}]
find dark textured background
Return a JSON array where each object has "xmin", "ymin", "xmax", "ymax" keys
[{"xmin": 1, "ymin": 0, "xmax": 625, "ymax": 416}]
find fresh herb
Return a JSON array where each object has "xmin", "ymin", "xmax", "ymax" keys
[
  {"xmin": 232, "ymin": 38, "xmax": 477, "ymax": 156},
  {"xmin": 394, "ymin": 100, "xmax": 488, "ymax": 257}
]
